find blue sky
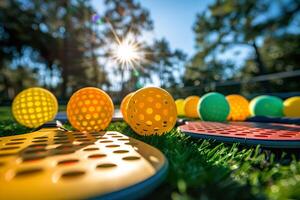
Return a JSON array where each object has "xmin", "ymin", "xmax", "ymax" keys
[
  {"xmin": 91, "ymin": 0, "xmax": 213, "ymax": 57},
  {"xmin": 90, "ymin": 0, "xmax": 216, "ymax": 88},
  {"xmin": 137, "ymin": 0, "xmax": 212, "ymax": 56},
  {"xmin": 90, "ymin": 0, "xmax": 252, "ymax": 88}
]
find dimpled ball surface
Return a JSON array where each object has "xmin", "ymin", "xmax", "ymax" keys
[
  {"xmin": 12, "ymin": 87, "xmax": 58, "ymax": 128},
  {"xmin": 184, "ymin": 96, "xmax": 200, "ymax": 118},
  {"xmin": 120, "ymin": 92, "xmax": 134, "ymax": 122},
  {"xmin": 226, "ymin": 94, "xmax": 250, "ymax": 121},
  {"xmin": 249, "ymin": 95, "xmax": 283, "ymax": 117},
  {"xmin": 67, "ymin": 87, "xmax": 114, "ymax": 132},
  {"xmin": 127, "ymin": 87, "xmax": 177, "ymax": 136},
  {"xmin": 175, "ymin": 99, "xmax": 185, "ymax": 116},
  {"xmin": 198, "ymin": 92, "xmax": 230, "ymax": 122},
  {"xmin": 283, "ymin": 96, "xmax": 300, "ymax": 117}
]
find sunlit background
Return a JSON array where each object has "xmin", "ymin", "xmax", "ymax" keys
[{"xmin": 0, "ymin": 0, "xmax": 299, "ymax": 103}]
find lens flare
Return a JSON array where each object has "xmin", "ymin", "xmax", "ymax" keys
[{"xmin": 111, "ymin": 37, "xmax": 144, "ymax": 70}]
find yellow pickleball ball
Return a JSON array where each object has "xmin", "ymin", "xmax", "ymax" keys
[
  {"xmin": 175, "ymin": 99, "xmax": 185, "ymax": 116},
  {"xmin": 12, "ymin": 87, "xmax": 58, "ymax": 128},
  {"xmin": 283, "ymin": 96, "xmax": 300, "ymax": 117},
  {"xmin": 226, "ymin": 94, "xmax": 250, "ymax": 121},
  {"xmin": 127, "ymin": 87, "xmax": 177, "ymax": 135},
  {"xmin": 67, "ymin": 87, "xmax": 114, "ymax": 132},
  {"xmin": 120, "ymin": 92, "xmax": 134, "ymax": 122},
  {"xmin": 184, "ymin": 96, "xmax": 200, "ymax": 118}
]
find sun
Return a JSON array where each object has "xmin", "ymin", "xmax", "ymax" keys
[
  {"xmin": 116, "ymin": 41, "xmax": 138, "ymax": 62},
  {"xmin": 111, "ymin": 37, "xmax": 144, "ymax": 70}
]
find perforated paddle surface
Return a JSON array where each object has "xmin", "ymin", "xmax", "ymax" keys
[
  {"xmin": 180, "ymin": 121, "xmax": 300, "ymax": 148},
  {"xmin": 0, "ymin": 129, "xmax": 167, "ymax": 199}
]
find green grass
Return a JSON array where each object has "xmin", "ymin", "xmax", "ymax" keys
[
  {"xmin": 0, "ymin": 106, "xmax": 66, "ymax": 121},
  {"xmin": 0, "ymin": 106, "xmax": 13, "ymax": 120},
  {"xmin": 1, "ymin": 106, "xmax": 300, "ymax": 199}
]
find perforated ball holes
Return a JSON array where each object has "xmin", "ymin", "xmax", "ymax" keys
[
  {"xmin": 126, "ymin": 87, "xmax": 177, "ymax": 135},
  {"xmin": 184, "ymin": 96, "xmax": 200, "ymax": 118},
  {"xmin": 12, "ymin": 87, "xmax": 58, "ymax": 128},
  {"xmin": 120, "ymin": 92, "xmax": 134, "ymax": 122},
  {"xmin": 226, "ymin": 95, "xmax": 250, "ymax": 121},
  {"xmin": 67, "ymin": 87, "xmax": 114, "ymax": 132}
]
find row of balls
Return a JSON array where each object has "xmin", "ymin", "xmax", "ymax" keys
[
  {"xmin": 12, "ymin": 87, "xmax": 177, "ymax": 136},
  {"xmin": 175, "ymin": 93, "xmax": 300, "ymax": 122},
  {"xmin": 11, "ymin": 87, "xmax": 300, "ymax": 135},
  {"xmin": 12, "ymin": 87, "xmax": 114, "ymax": 132}
]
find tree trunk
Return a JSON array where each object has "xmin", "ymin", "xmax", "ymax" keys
[
  {"xmin": 60, "ymin": 42, "xmax": 69, "ymax": 98},
  {"xmin": 61, "ymin": 67, "xmax": 68, "ymax": 98},
  {"xmin": 91, "ymin": 21, "xmax": 98, "ymax": 86},
  {"xmin": 252, "ymin": 41, "xmax": 267, "ymax": 75},
  {"xmin": 251, "ymin": 40, "xmax": 271, "ymax": 92},
  {"xmin": 159, "ymin": 62, "xmax": 163, "ymax": 87},
  {"xmin": 61, "ymin": 0, "xmax": 70, "ymax": 98},
  {"xmin": 120, "ymin": 68, "xmax": 124, "ymax": 96},
  {"xmin": 49, "ymin": 63, "xmax": 54, "ymax": 91}
]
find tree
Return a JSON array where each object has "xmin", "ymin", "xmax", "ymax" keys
[
  {"xmin": 1, "ymin": 0, "xmax": 186, "ymax": 100},
  {"xmin": 240, "ymin": 34, "xmax": 300, "ymax": 93},
  {"xmin": 185, "ymin": 0, "xmax": 300, "ymax": 94},
  {"xmin": 98, "ymin": 0, "xmax": 153, "ymax": 94},
  {"xmin": 0, "ymin": 0, "xmax": 109, "ymax": 98},
  {"xmin": 97, "ymin": 0, "xmax": 186, "ymax": 96},
  {"xmin": 150, "ymin": 39, "xmax": 186, "ymax": 88},
  {"xmin": 0, "ymin": 0, "xmax": 53, "ymax": 98},
  {"xmin": 0, "ymin": 64, "xmax": 38, "ymax": 99}
]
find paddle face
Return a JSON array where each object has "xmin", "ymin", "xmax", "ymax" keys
[
  {"xmin": 0, "ymin": 128, "xmax": 167, "ymax": 200},
  {"xmin": 179, "ymin": 121, "xmax": 300, "ymax": 148}
]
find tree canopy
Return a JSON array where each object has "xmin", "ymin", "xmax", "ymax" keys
[
  {"xmin": 0, "ymin": 0, "xmax": 185, "ymax": 100},
  {"xmin": 0, "ymin": 0, "xmax": 299, "ymax": 101},
  {"xmin": 184, "ymin": 0, "xmax": 300, "ymax": 95}
]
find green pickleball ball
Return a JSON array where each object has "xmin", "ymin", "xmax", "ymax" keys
[
  {"xmin": 249, "ymin": 95, "xmax": 283, "ymax": 117},
  {"xmin": 198, "ymin": 92, "xmax": 230, "ymax": 122}
]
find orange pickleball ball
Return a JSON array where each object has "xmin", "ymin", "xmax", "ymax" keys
[
  {"xmin": 127, "ymin": 87, "xmax": 177, "ymax": 135},
  {"xmin": 67, "ymin": 87, "xmax": 114, "ymax": 132},
  {"xmin": 184, "ymin": 96, "xmax": 200, "ymax": 118},
  {"xmin": 120, "ymin": 92, "xmax": 134, "ymax": 122},
  {"xmin": 226, "ymin": 94, "xmax": 250, "ymax": 121}
]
